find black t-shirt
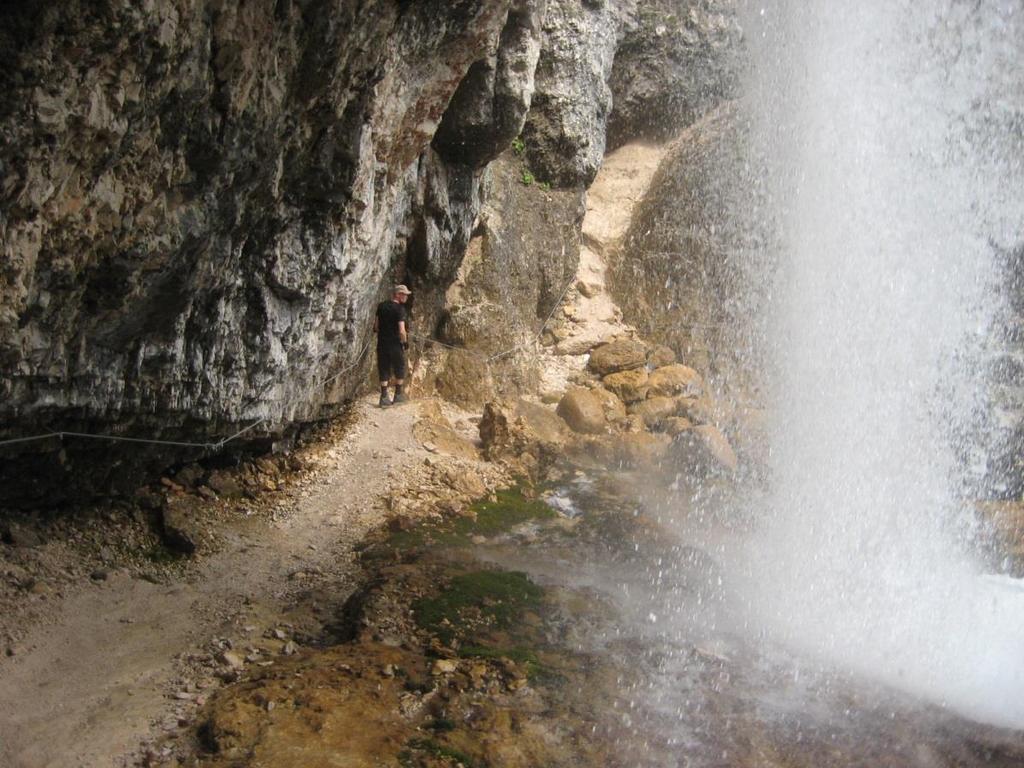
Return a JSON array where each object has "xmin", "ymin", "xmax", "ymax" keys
[{"xmin": 376, "ymin": 300, "xmax": 406, "ymax": 345}]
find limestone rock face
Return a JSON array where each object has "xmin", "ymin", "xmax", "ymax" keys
[
  {"xmin": 606, "ymin": 0, "xmax": 741, "ymax": 149},
  {"xmin": 557, "ymin": 387, "xmax": 607, "ymax": 435},
  {"xmin": 587, "ymin": 338, "xmax": 647, "ymax": 376},
  {"xmin": 520, "ymin": 0, "xmax": 636, "ymax": 187}
]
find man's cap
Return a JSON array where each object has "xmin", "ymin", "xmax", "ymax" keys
[{"xmin": 393, "ymin": 284, "xmax": 412, "ymax": 295}]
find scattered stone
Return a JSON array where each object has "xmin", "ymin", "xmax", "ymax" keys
[
  {"xmin": 205, "ymin": 470, "xmax": 243, "ymax": 498},
  {"xmin": 89, "ymin": 569, "xmax": 110, "ymax": 581},
  {"xmin": 556, "ymin": 387, "xmax": 607, "ymax": 434},
  {"xmin": 160, "ymin": 477, "xmax": 185, "ymax": 494},
  {"xmin": 602, "ymin": 367, "xmax": 649, "ymax": 403},
  {"xmin": 431, "ymin": 659, "xmax": 458, "ymax": 675},
  {"xmin": 646, "ymin": 364, "xmax": 703, "ymax": 398},
  {"xmin": 283, "ymin": 640, "xmax": 298, "ymax": 656},
  {"xmin": 514, "ymin": 399, "xmax": 571, "ymax": 444},
  {"xmin": 587, "ymin": 338, "xmax": 648, "ymax": 375},
  {"xmin": 577, "ymin": 278, "xmax": 602, "ymax": 298},
  {"xmin": 444, "ymin": 468, "xmax": 488, "ymax": 498},
  {"xmin": 175, "ymin": 464, "xmax": 205, "ymax": 488},
  {"xmin": 219, "ymin": 650, "xmax": 245, "ymax": 670},
  {"xmin": 1, "ymin": 521, "xmax": 42, "ymax": 548}
]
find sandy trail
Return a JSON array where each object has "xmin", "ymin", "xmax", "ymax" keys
[{"xmin": 0, "ymin": 396, "xmax": 428, "ymax": 768}]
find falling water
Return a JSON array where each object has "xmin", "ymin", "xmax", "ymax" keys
[{"xmin": 732, "ymin": 2, "xmax": 1024, "ymax": 727}]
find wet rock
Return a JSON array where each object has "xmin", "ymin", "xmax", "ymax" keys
[
  {"xmin": 670, "ymin": 425, "xmax": 737, "ymax": 474},
  {"xmin": 556, "ymin": 387, "xmax": 607, "ymax": 434},
  {"xmin": 678, "ymin": 397, "xmax": 716, "ymax": 426},
  {"xmin": 587, "ymin": 338, "xmax": 648, "ymax": 375},
  {"xmin": 602, "ymin": 367, "xmax": 649, "ymax": 403},
  {"xmin": 661, "ymin": 416, "xmax": 693, "ymax": 436},
  {"xmin": 613, "ymin": 432, "xmax": 670, "ymax": 468},
  {"xmin": 647, "ymin": 364, "xmax": 703, "ymax": 398},
  {"xmin": 628, "ymin": 396, "xmax": 679, "ymax": 428},
  {"xmin": 647, "ymin": 344, "xmax": 676, "ymax": 368}
]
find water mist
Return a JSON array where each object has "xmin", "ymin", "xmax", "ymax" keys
[{"xmin": 732, "ymin": 2, "xmax": 1024, "ymax": 728}]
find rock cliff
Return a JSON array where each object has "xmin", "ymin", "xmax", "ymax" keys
[{"xmin": 0, "ymin": 0, "xmax": 740, "ymax": 503}]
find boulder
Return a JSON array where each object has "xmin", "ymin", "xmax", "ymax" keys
[
  {"xmin": 647, "ymin": 345, "xmax": 676, "ymax": 368},
  {"xmin": 647, "ymin": 364, "xmax": 703, "ymax": 398},
  {"xmin": 628, "ymin": 396, "xmax": 679, "ymax": 428},
  {"xmin": 205, "ymin": 470, "xmax": 243, "ymax": 498},
  {"xmin": 661, "ymin": 416, "xmax": 694, "ymax": 436},
  {"xmin": 587, "ymin": 338, "xmax": 647, "ymax": 376},
  {"xmin": 670, "ymin": 425, "xmax": 738, "ymax": 474},
  {"xmin": 515, "ymin": 399, "xmax": 572, "ymax": 445},
  {"xmin": 160, "ymin": 497, "xmax": 203, "ymax": 554},
  {"xmin": 602, "ymin": 368, "xmax": 649, "ymax": 403},
  {"xmin": 556, "ymin": 387, "xmax": 607, "ymax": 435},
  {"xmin": 590, "ymin": 386, "xmax": 627, "ymax": 423},
  {"xmin": 678, "ymin": 397, "xmax": 716, "ymax": 426},
  {"xmin": 614, "ymin": 432, "xmax": 671, "ymax": 468}
]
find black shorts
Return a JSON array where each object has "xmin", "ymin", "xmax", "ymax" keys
[{"xmin": 376, "ymin": 342, "xmax": 407, "ymax": 380}]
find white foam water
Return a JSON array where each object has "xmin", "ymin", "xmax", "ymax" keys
[{"xmin": 733, "ymin": 1, "xmax": 1024, "ymax": 728}]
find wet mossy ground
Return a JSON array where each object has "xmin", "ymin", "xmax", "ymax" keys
[
  {"xmin": 378, "ymin": 487, "xmax": 557, "ymax": 552},
  {"xmin": 413, "ymin": 569, "xmax": 543, "ymax": 645}
]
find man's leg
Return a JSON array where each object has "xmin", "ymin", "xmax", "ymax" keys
[
  {"xmin": 392, "ymin": 345, "xmax": 408, "ymax": 403},
  {"xmin": 377, "ymin": 348, "xmax": 391, "ymax": 407}
]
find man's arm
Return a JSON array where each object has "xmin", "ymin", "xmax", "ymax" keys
[{"xmin": 398, "ymin": 320, "xmax": 407, "ymax": 345}]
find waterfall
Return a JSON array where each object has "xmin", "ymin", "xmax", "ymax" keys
[{"xmin": 733, "ymin": 1, "xmax": 1024, "ymax": 727}]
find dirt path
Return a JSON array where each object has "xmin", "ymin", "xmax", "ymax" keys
[{"xmin": 0, "ymin": 395, "xmax": 438, "ymax": 768}]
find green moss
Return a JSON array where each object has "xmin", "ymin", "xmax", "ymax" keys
[
  {"xmin": 457, "ymin": 488, "xmax": 556, "ymax": 536},
  {"xmin": 520, "ymin": 169, "xmax": 535, "ymax": 186},
  {"xmin": 413, "ymin": 570, "xmax": 543, "ymax": 644},
  {"xmin": 383, "ymin": 487, "xmax": 556, "ymax": 553},
  {"xmin": 511, "ymin": 136, "xmax": 525, "ymax": 155}
]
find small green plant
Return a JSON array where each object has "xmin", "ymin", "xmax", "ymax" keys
[
  {"xmin": 511, "ymin": 136, "xmax": 525, "ymax": 155},
  {"xmin": 520, "ymin": 169, "xmax": 535, "ymax": 186},
  {"xmin": 538, "ymin": 180, "xmax": 551, "ymax": 191}
]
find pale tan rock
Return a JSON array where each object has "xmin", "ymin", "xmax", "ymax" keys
[
  {"xmin": 602, "ymin": 367, "xmax": 649, "ymax": 403},
  {"xmin": 587, "ymin": 338, "xmax": 647, "ymax": 375},
  {"xmin": 556, "ymin": 387, "xmax": 607, "ymax": 434},
  {"xmin": 514, "ymin": 399, "xmax": 571, "ymax": 444},
  {"xmin": 628, "ymin": 396, "xmax": 679, "ymax": 427},
  {"xmin": 647, "ymin": 364, "xmax": 703, "ymax": 398},
  {"xmin": 443, "ymin": 468, "xmax": 487, "ymax": 499},
  {"xmin": 590, "ymin": 386, "xmax": 627, "ymax": 422}
]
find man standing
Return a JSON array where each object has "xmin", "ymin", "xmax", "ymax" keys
[{"xmin": 374, "ymin": 284, "xmax": 412, "ymax": 407}]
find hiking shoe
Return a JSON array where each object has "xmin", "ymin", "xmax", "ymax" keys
[
  {"xmin": 378, "ymin": 393, "xmax": 391, "ymax": 408},
  {"xmin": 392, "ymin": 392, "xmax": 408, "ymax": 404}
]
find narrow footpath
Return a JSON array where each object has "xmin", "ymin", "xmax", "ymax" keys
[{"xmin": 0, "ymin": 396, "xmax": 486, "ymax": 768}]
